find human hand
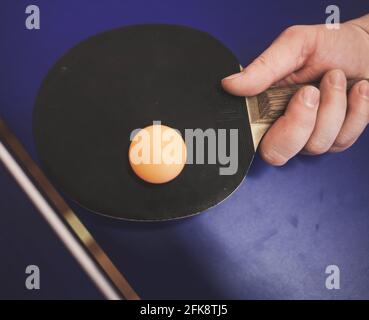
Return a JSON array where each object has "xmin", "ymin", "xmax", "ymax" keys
[{"xmin": 222, "ymin": 14, "xmax": 369, "ymax": 165}]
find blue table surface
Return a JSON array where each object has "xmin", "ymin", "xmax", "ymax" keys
[{"xmin": 1, "ymin": 0, "xmax": 368, "ymax": 299}]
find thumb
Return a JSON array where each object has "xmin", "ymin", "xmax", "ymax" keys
[{"xmin": 221, "ymin": 25, "xmax": 318, "ymax": 96}]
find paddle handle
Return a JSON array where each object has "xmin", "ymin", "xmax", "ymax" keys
[{"xmin": 247, "ymin": 78, "xmax": 368, "ymax": 149}]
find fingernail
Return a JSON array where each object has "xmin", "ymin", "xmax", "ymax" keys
[
  {"xmin": 223, "ymin": 72, "xmax": 242, "ymax": 80},
  {"xmin": 329, "ymin": 70, "xmax": 345, "ymax": 89},
  {"xmin": 303, "ymin": 86, "xmax": 320, "ymax": 108},
  {"xmin": 359, "ymin": 81, "xmax": 369, "ymax": 100}
]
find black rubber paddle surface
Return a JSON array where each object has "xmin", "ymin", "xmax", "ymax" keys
[{"xmin": 33, "ymin": 24, "xmax": 254, "ymax": 220}]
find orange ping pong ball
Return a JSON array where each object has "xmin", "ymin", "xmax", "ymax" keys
[{"xmin": 129, "ymin": 124, "xmax": 187, "ymax": 184}]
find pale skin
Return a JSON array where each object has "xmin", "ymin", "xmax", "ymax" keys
[{"xmin": 222, "ymin": 14, "xmax": 369, "ymax": 166}]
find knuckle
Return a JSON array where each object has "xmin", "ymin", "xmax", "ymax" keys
[
  {"xmin": 254, "ymin": 55, "xmax": 268, "ymax": 68},
  {"xmin": 282, "ymin": 25, "xmax": 304, "ymax": 37},
  {"xmin": 350, "ymin": 89, "xmax": 369, "ymax": 122},
  {"xmin": 255, "ymin": 54, "xmax": 271, "ymax": 70},
  {"xmin": 291, "ymin": 112, "xmax": 315, "ymax": 132},
  {"xmin": 260, "ymin": 147, "xmax": 288, "ymax": 166},
  {"xmin": 254, "ymin": 54, "xmax": 277, "ymax": 79},
  {"xmin": 304, "ymin": 138, "xmax": 331, "ymax": 155},
  {"xmin": 352, "ymin": 106, "xmax": 369, "ymax": 123},
  {"xmin": 332, "ymin": 135, "xmax": 353, "ymax": 150}
]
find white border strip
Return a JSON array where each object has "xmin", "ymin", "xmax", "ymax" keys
[{"xmin": 0, "ymin": 141, "xmax": 121, "ymax": 300}]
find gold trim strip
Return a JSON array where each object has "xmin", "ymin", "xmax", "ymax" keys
[{"xmin": 0, "ymin": 117, "xmax": 140, "ymax": 300}]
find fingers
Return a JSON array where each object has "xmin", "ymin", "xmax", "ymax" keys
[
  {"xmin": 222, "ymin": 25, "xmax": 318, "ymax": 96},
  {"xmin": 303, "ymin": 70, "xmax": 347, "ymax": 154},
  {"xmin": 330, "ymin": 80, "xmax": 369, "ymax": 152},
  {"xmin": 260, "ymin": 74, "xmax": 369, "ymax": 166},
  {"xmin": 259, "ymin": 86, "xmax": 320, "ymax": 166}
]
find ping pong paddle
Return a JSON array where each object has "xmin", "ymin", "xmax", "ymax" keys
[{"xmin": 33, "ymin": 24, "xmax": 365, "ymax": 221}]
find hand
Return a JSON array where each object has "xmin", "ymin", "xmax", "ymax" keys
[{"xmin": 222, "ymin": 14, "xmax": 369, "ymax": 166}]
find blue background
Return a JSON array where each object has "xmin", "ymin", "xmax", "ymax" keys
[{"xmin": 0, "ymin": 0, "xmax": 368, "ymax": 299}]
